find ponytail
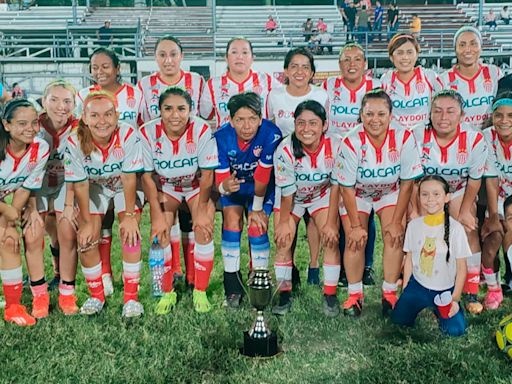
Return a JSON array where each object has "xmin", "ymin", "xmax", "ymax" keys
[
  {"xmin": 291, "ymin": 132, "xmax": 305, "ymax": 159},
  {"xmin": 443, "ymin": 202, "xmax": 450, "ymax": 263}
]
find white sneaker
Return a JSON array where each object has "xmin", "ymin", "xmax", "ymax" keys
[
  {"xmin": 122, "ymin": 300, "xmax": 144, "ymax": 318},
  {"xmin": 102, "ymin": 274, "xmax": 114, "ymax": 297},
  {"xmin": 80, "ymin": 297, "xmax": 104, "ymax": 315}
]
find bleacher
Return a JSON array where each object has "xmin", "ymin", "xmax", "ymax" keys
[
  {"xmin": 0, "ymin": 5, "xmax": 88, "ymax": 29},
  {"xmin": 458, "ymin": 2, "xmax": 512, "ymax": 50}
]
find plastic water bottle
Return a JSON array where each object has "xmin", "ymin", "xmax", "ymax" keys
[{"xmin": 148, "ymin": 237, "xmax": 164, "ymax": 297}]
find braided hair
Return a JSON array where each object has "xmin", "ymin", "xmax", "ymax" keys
[{"xmin": 419, "ymin": 175, "xmax": 451, "ymax": 262}]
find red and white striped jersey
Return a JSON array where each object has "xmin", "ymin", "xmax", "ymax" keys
[
  {"xmin": 76, "ymin": 83, "xmax": 143, "ymax": 129},
  {"xmin": 334, "ymin": 122, "xmax": 423, "ymax": 200},
  {"xmin": 483, "ymin": 126, "xmax": 512, "ymax": 200},
  {"xmin": 439, "ymin": 64, "xmax": 502, "ymax": 130},
  {"xmin": 381, "ymin": 67, "xmax": 442, "ymax": 129},
  {"xmin": 323, "ymin": 76, "xmax": 381, "ymax": 137},
  {"xmin": 140, "ymin": 116, "xmax": 219, "ymax": 194},
  {"xmin": 200, "ymin": 70, "xmax": 280, "ymax": 129},
  {"xmin": 138, "ymin": 70, "xmax": 205, "ymax": 122}
]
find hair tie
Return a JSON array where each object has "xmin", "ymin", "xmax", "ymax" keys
[{"xmin": 492, "ymin": 98, "xmax": 512, "ymax": 111}]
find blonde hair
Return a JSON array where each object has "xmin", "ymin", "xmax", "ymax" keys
[
  {"xmin": 43, "ymin": 79, "xmax": 77, "ymax": 99},
  {"xmin": 78, "ymin": 90, "xmax": 117, "ymax": 156}
]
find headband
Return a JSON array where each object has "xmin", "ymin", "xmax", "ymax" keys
[
  {"xmin": 82, "ymin": 93, "xmax": 117, "ymax": 112},
  {"xmin": 492, "ymin": 98, "xmax": 512, "ymax": 111},
  {"xmin": 2, "ymin": 98, "xmax": 34, "ymax": 119},
  {"xmin": 453, "ymin": 26, "xmax": 482, "ymax": 47}
]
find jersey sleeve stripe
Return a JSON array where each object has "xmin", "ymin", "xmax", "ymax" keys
[{"xmin": 472, "ymin": 133, "xmax": 483, "ymax": 149}]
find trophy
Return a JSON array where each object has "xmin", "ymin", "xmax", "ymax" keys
[{"xmin": 240, "ymin": 269, "xmax": 280, "ymax": 357}]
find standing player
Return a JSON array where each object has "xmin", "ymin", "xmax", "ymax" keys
[
  {"xmin": 200, "ymin": 37, "xmax": 280, "ymax": 129},
  {"xmin": 138, "ymin": 35, "xmax": 205, "ymax": 288},
  {"xmin": 65, "ymin": 91, "xmax": 145, "ymax": 317},
  {"xmin": 30, "ymin": 80, "xmax": 80, "ymax": 315},
  {"xmin": 412, "ymin": 90, "xmax": 487, "ymax": 314},
  {"xmin": 323, "ymin": 43, "xmax": 381, "ymax": 137},
  {"xmin": 140, "ymin": 87, "xmax": 218, "ymax": 314},
  {"xmin": 76, "ymin": 47, "xmax": 144, "ymax": 296},
  {"xmin": 215, "ymin": 92, "xmax": 281, "ymax": 308},
  {"xmin": 439, "ymin": 26, "xmax": 502, "ymax": 130},
  {"xmin": 267, "ymin": 48, "xmax": 327, "ymax": 285},
  {"xmin": 273, "ymin": 100, "xmax": 341, "ymax": 317},
  {"xmin": 334, "ymin": 89, "xmax": 423, "ymax": 317},
  {"xmin": 0, "ymin": 99, "xmax": 50, "ymax": 326},
  {"xmin": 381, "ymin": 34, "xmax": 442, "ymax": 130}
]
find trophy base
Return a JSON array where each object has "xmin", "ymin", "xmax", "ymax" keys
[{"xmin": 240, "ymin": 331, "xmax": 279, "ymax": 358}]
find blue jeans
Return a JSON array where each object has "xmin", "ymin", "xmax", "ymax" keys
[
  {"xmin": 387, "ymin": 23, "xmax": 399, "ymax": 41},
  {"xmin": 373, "ymin": 19, "xmax": 382, "ymax": 40},
  {"xmin": 392, "ymin": 277, "xmax": 466, "ymax": 337}
]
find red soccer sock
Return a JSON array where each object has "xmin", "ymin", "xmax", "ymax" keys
[
  {"xmin": 170, "ymin": 224, "xmax": 182, "ymax": 275},
  {"xmin": 161, "ymin": 245, "xmax": 174, "ymax": 292},
  {"xmin": 99, "ymin": 231, "xmax": 112, "ymax": 276},
  {"xmin": 183, "ymin": 232, "xmax": 195, "ymax": 284},
  {"xmin": 122, "ymin": 261, "xmax": 141, "ymax": 303},
  {"xmin": 464, "ymin": 271, "xmax": 480, "ymax": 295},
  {"xmin": 82, "ymin": 263, "xmax": 105, "ymax": 302},
  {"xmin": 0, "ymin": 266, "xmax": 23, "ymax": 307},
  {"xmin": 194, "ymin": 242, "xmax": 214, "ymax": 291}
]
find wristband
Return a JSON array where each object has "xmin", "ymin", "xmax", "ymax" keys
[
  {"xmin": 124, "ymin": 211, "xmax": 137, "ymax": 217},
  {"xmin": 252, "ymin": 195, "xmax": 264, "ymax": 211},
  {"xmin": 218, "ymin": 182, "xmax": 231, "ymax": 196}
]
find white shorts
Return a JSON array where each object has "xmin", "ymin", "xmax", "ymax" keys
[
  {"xmin": 275, "ymin": 189, "xmax": 330, "ymax": 219},
  {"xmin": 89, "ymin": 183, "xmax": 144, "ymax": 215},
  {"xmin": 449, "ymin": 187, "xmax": 466, "ymax": 202},
  {"xmin": 339, "ymin": 190, "xmax": 399, "ymax": 216},
  {"xmin": 161, "ymin": 186, "xmax": 200, "ymax": 204},
  {"xmin": 36, "ymin": 186, "xmax": 66, "ymax": 213}
]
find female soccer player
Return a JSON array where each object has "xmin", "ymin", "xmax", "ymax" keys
[
  {"xmin": 29, "ymin": 80, "xmax": 80, "ymax": 315},
  {"xmin": 140, "ymin": 87, "xmax": 218, "ymax": 314},
  {"xmin": 65, "ymin": 91, "xmax": 144, "ymax": 317},
  {"xmin": 200, "ymin": 37, "xmax": 280, "ymax": 128},
  {"xmin": 273, "ymin": 100, "xmax": 341, "ymax": 317},
  {"xmin": 138, "ymin": 35, "xmax": 204, "ymax": 287},
  {"xmin": 381, "ymin": 34, "xmax": 442, "ymax": 129},
  {"xmin": 412, "ymin": 90, "xmax": 487, "ymax": 314},
  {"xmin": 267, "ymin": 47, "xmax": 327, "ymax": 285},
  {"xmin": 77, "ymin": 47, "xmax": 144, "ymax": 296},
  {"xmin": 480, "ymin": 91, "xmax": 512, "ymax": 309},
  {"xmin": 335, "ymin": 89, "xmax": 423, "ymax": 317},
  {"xmin": 323, "ymin": 42, "xmax": 381, "ymax": 137},
  {"xmin": 392, "ymin": 175, "xmax": 469, "ymax": 337},
  {"xmin": 215, "ymin": 92, "xmax": 281, "ymax": 308},
  {"xmin": 439, "ymin": 26, "xmax": 502, "ymax": 130},
  {"xmin": 0, "ymin": 99, "xmax": 50, "ymax": 326}
]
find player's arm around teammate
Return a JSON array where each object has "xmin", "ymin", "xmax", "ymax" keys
[
  {"xmin": 273, "ymin": 100, "xmax": 341, "ymax": 317},
  {"xmin": 65, "ymin": 91, "xmax": 144, "ymax": 318},
  {"xmin": 214, "ymin": 92, "xmax": 282, "ymax": 308},
  {"xmin": 140, "ymin": 87, "xmax": 218, "ymax": 314},
  {"xmin": 335, "ymin": 89, "xmax": 423, "ymax": 317},
  {"xmin": 0, "ymin": 99, "xmax": 50, "ymax": 326}
]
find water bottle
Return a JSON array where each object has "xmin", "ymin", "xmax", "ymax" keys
[{"xmin": 148, "ymin": 237, "xmax": 164, "ymax": 297}]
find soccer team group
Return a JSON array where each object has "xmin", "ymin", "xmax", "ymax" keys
[{"xmin": 0, "ymin": 24, "xmax": 510, "ymax": 335}]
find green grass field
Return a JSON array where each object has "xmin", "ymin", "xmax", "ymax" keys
[{"xmin": 1, "ymin": 209, "xmax": 512, "ymax": 384}]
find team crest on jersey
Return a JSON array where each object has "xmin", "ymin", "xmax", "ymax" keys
[
  {"xmin": 415, "ymin": 81, "xmax": 425, "ymax": 94},
  {"xmin": 483, "ymin": 79, "xmax": 493, "ymax": 93},
  {"xmin": 186, "ymin": 142, "xmax": 197, "ymax": 154},
  {"xmin": 457, "ymin": 151, "xmax": 468, "ymax": 165},
  {"xmin": 127, "ymin": 96, "xmax": 136, "ymax": 109},
  {"xmin": 253, "ymin": 146, "xmax": 262, "ymax": 157},
  {"xmin": 388, "ymin": 149, "xmax": 400, "ymax": 163},
  {"xmin": 253, "ymin": 85, "xmax": 263, "ymax": 95}
]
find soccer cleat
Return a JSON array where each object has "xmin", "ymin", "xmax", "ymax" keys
[
  {"xmin": 272, "ymin": 291, "xmax": 292, "ymax": 316},
  {"xmin": 323, "ymin": 294, "xmax": 340, "ymax": 317},
  {"xmin": 343, "ymin": 293, "xmax": 363, "ymax": 317},
  {"xmin": 465, "ymin": 294, "xmax": 483, "ymax": 315},
  {"xmin": 223, "ymin": 293, "xmax": 242, "ymax": 309},
  {"xmin": 31, "ymin": 293, "xmax": 50, "ymax": 319},
  {"xmin": 362, "ymin": 267, "xmax": 375, "ymax": 286},
  {"xmin": 155, "ymin": 291, "xmax": 177, "ymax": 315},
  {"xmin": 338, "ymin": 270, "xmax": 348, "ymax": 288},
  {"xmin": 484, "ymin": 289, "xmax": 503, "ymax": 311},
  {"xmin": 4, "ymin": 304, "xmax": 36, "ymax": 326},
  {"xmin": 193, "ymin": 290, "xmax": 212, "ymax": 313},
  {"xmin": 102, "ymin": 274, "xmax": 114, "ymax": 297},
  {"xmin": 382, "ymin": 291, "xmax": 398, "ymax": 317},
  {"xmin": 122, "ymin": 300, "xmax": 144, "ymax": 318},
  {"xmin": 58, "ymin": 294, "xmax": 79, "ymax": 316},
  {"xmin": 80, "ymin": 297, "xmax": 104, "ymax": 316},
  {"xmin": 307, "ymin": 267, "xmax": 320, "ymax": 286}
]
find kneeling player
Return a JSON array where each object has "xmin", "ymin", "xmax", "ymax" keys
[{"xmin": 215, "ymin": 92, "xmax": 282, "ymax": 308}]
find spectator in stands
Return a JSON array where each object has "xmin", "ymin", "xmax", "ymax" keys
[
  {"xmin": 500, "ymin": 6, "xmax": 510, "ymax": 25},
  {"xmin": 317, "ymin": 18, "xmax": 327, "ymax": 33},
  {"xmin": 303, "ymin": 18, "xmax": 313, "ymax": 42},
  {"xmin": 265, "ymin": 16, "xmax": 278, "ymax": 33},
  {"xmin": 345, "ymin": 1, "xmax": 357, "ymax": 41},
  {"xmin": 97, "ymin": 20, "xmax": 113, "ymax": 47},
  {"xmin": 318, "ymin": 30, "xmax": 334, "ymax": 54},
  {"xmin": 11, "ymin": 83, "xmax": 26, "ymax": 99},
  {"xmin": 387, "ymin": 2, "xmax": 400, "ymax": 41},
  {"xmin": 339, "ymin": 0, "xmax": 350, "ymax": 32},
  {"xmin": 356, "ymin": 5, "xmax": 370, "ymax": 45},
  {"xmin": 485, "ymin": 9, "xmax": 497, "ymax": 31},
  {"xmin": 373, "ymin": 1, "xmax": 384, "ymax": 41},
  {"xmin": 410, "ymin": 13, "xmax": 421, "ymax": 39}
]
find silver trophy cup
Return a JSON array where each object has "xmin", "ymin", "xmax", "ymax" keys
[{"xmin": 240, "ymin": 269, "xmax": 279, "ymax": 357}]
